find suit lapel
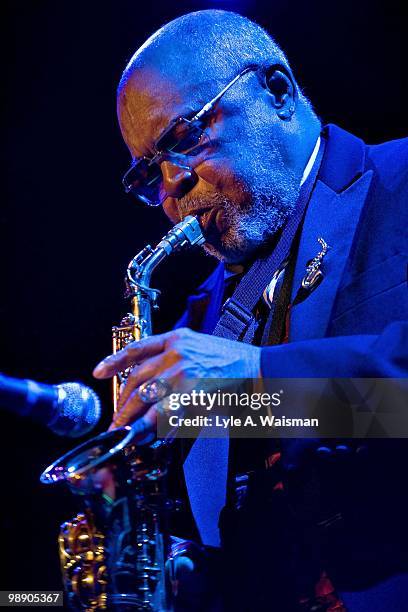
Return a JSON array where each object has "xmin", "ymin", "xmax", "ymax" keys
[{"xmin": 290, "ymin": 125, "xmax": 373, "ymax": 342}]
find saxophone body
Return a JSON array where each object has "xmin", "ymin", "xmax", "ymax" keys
[{"xmin": 41, "ymin": 216, "xmax": 204, "ymax": 611}]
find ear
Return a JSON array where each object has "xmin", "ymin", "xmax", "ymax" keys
[{"xmin": 264, "ymin": 65, "xmax": 297, "ymax": 121}]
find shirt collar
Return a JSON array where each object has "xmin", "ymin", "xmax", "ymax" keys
[{"xmin": 300, "ymin": 136, "xmax": 321, "ymax": 186}]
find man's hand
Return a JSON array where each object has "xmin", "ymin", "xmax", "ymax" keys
[{"xmin": 93, "ymin": 327, "xmax": 261, "ymax": 431}]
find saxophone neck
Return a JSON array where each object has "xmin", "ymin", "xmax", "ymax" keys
[
  {"xmin": 126, "ymin": 215, "xmax": 205, "ymax": 295},
  {"xmin": 127, "ymin": 246, "xmax": 167, "ymax": 292}
]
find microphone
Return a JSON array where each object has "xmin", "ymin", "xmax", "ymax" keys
[{"xmin": 0, "ymin": 373, "xmax": 101, "ymax": 437}]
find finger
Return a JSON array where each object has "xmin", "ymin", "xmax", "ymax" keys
[
  {"xmin": 118, "ymin": 353, "xmax": 164, "ymax": 410},
  {"xmin": 93, "ymin": 331, "xmax": 175, "ymax": 378},
  {"xmin": 107, "ymin": 407, "xmax": 157, "ymax": 440},
  {"xmin": 142, "ymin": 403, "xmax": 159, "ymax": 432},
  {"xmin": 129, "ymin": 405, "xmax": 158, "ymax": 444},
  {"xmin": 108, "ymin": 399, "xmax": 159, "ymax": 434},
  {"xmin": 111, "ymin": 388, "xmax": 147, "ymax": 428},
  {"xmin": 111, "ymin": 366, "xmax": 180, "ymax": 428}
]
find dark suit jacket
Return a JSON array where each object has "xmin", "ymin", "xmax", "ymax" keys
[{"xmin": 179, "ymin": 124, "xmax": 408, "ymax": 608}]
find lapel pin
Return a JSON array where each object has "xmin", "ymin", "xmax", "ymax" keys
[{"xmin": 301, "ymin": 237, "xmax": 330, "ymax": 289}]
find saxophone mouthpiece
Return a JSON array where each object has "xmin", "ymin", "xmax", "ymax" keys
[
  {"xmin": 178, "ymin": 215, "xmax": 206, "ymax": 246},
  {"xmin": 157, "ymin": 215, "xmax": 205, "ymax": 254}
]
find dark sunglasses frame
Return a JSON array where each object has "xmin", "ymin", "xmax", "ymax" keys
[{"xmin": 122, "ymin": 64, "xmax": 259, "ymax": 206}]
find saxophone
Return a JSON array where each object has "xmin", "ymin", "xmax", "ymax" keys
[{"xmin": 40, "ymin": 216, "xmax": 205, "ymax": 611}]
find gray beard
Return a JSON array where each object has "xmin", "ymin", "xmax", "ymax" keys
[{"xmin": 178, "ymin": 172, "xmax": 300, "ymax": 263}]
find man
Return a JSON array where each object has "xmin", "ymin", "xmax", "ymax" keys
[{"xmin": 93, "ymin": 10, "xmax": 408, "ymax": 611}]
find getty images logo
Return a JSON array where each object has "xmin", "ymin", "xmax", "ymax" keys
[{"xmin": 167, "ymin": 389, "xmax": 283, "ymax": 411}]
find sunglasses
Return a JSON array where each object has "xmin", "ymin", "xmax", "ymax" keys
[{"xmin": 122, "ymin": 65, "xmax": 259, "ymax": 206}]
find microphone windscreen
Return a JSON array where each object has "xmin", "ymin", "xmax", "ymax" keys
[{"xmin": 48, "ymin": 383, "xmax": 101, "ymax": 437}]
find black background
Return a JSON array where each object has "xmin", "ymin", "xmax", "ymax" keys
[{"xmin": 1, "ymin": 0, "xmax": 406, "ymax": 592}]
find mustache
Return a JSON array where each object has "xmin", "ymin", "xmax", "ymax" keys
[{"xmin": 177, "ymin": 192, "xmax": 235, "ymax": 217}]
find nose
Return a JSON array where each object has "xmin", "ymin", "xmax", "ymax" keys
[{"xmin": 161, "ymin": 160, "xmax": 198, "ymax": 199}]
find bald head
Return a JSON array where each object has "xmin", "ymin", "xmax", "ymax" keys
[
  {"xmin": 117, "ymin": 10, "xmax": 320, "ymax": 263},
  {"xmin": 119, "ymin": 10, "xmax": 289, "ymax": 94},
  {"xmin": 117, "ymin": 11, "xmax": 302, "ymax": 150}
]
